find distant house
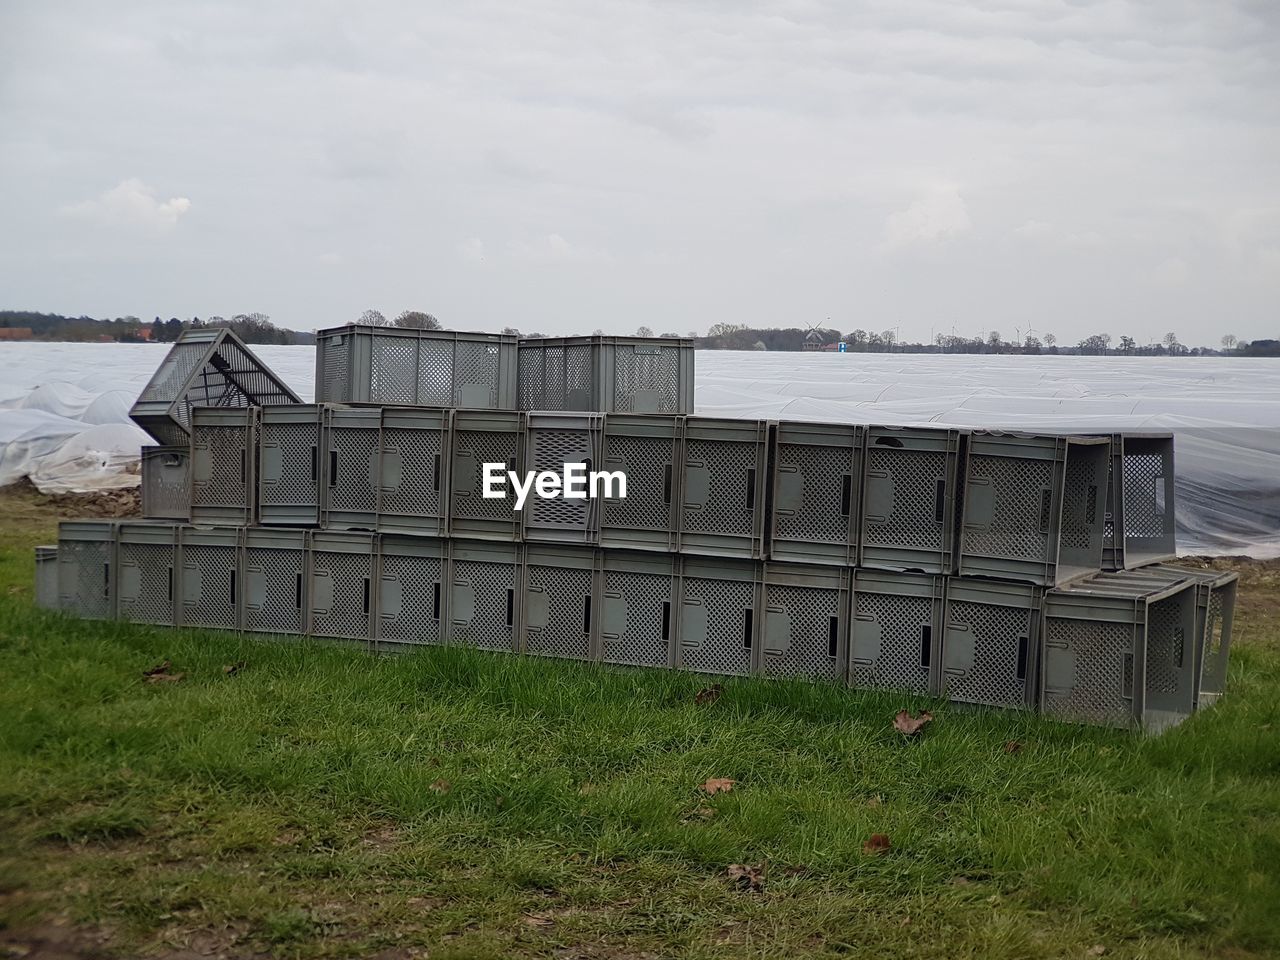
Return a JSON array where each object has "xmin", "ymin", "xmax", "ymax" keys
[
  {"xmin": 803, "ymin": 328, "xmax": 826, "ymax": 351},
  {"xmin": 0, "ymin": 327, "xmax": 34, "ymax": 340},
  {"xmin": 135, "ymin": 327, "xmax": 154, "ymax": 341}
]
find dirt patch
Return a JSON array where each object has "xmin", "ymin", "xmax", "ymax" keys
[{"xmin": 0, "ymin": 478, "xmax": 140, "ymax": 521}]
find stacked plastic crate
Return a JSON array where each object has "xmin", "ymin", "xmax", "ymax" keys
[{"xmin": 37, "ymin": 325, "xmax": 1237, "ymax": 733}]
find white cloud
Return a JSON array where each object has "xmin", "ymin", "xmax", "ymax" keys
[
  {"xmin": 317, "ymin": 252, "xmax": 343, "ymax": 265},
  {"xmin": 510, "ymin": 233, "xmax": 609, "ymax": 264},
  {"xmin": 1148, "ymin": 256, "xmax": 1189, "ymax": 286},
  {"xmin": 61, "ymin": 178, "xmax": 191, "ymax": 231},
  {"xmin": 1013, "ymin": 219, "xmax": 1053, "ymax": 239},
  {"xmin": 456, "ymin": 238, "xmax": 486, "ymax": 263},
  {"xmin": 882, "ymin": 184, "xmax": 971, "ymax": 251}
]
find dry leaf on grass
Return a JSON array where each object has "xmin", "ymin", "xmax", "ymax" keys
[
  {"xmin": 701, "ymin": 778, "xmax": 736, "ymax": 796},
  {"xmin": 1086, "ymin": 947, "xmax": 1106, "ymax": 957},
  {"xmin": 892, "ymin": 709, "xmax": 933, "ymax": 736},
  {"xmin": 865, "ymin": 795, "xmax": 883, "ymax": 808},
  {"xmin": 522, "ymin": 914, "xmax": 553, "ymax": 927},
  {"xmin": 863, "ymin": 833, "xmax": 892, "ymax": 855},
  {"xmin": 223, "ymin": 661, "xmax": 246, "ymax": 677},
  {"xmin": 143, "ymin": 660, "xmax": 184, "ymax": 684},
  {"xmin": 429, "ymin": 779, "xmax": 452, "ymax": 795},
  {"xmin": 726, "ymin": 863, "xmax": 765, "ymax": 891},
  {"xmin": 682, "ymin": 805, "xmax": 717, "ymax": 823},
  {"xmin": 1004, "ymin": 740, "xmax": 1023, "ymax": 754},
  {"xmin": 695, "ymin": 683, "xmax": 723, "ymax": 705}
]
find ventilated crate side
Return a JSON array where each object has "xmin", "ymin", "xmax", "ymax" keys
[
  {"xmin": 57, "ymin": 521, "xmax": 116, "ymax": 619},
  {"xmin": 521, "ymin": 413, "xmax": 604, "ymax": 544},
  {"xmin": 322, "ymin": 406, "xmax": 381, "ymax": 530},
  {"xmin": 179, "ymin": 526, "xmax": 241, "ymax": 631},
  {"xmin": 850, "ymin": 569, "xmax": 945, "ymax": 695},
  {"xmin": 941, "ymin": 577, "xmax": 1040, "ymax": 709},
  {"xmin": 678, "ymin": 417, "xmax": 768, "ymax": 559},
  {"xmin": 376, "ymin": 535, "xmax": 447, "ymax": 651},
  {"xmin": 599, "ymin": 414, "xmax": 681, "ymax": 552},
  {"xmin": 760, "ymin": 563, "xmax": 850, "ymax": 683},
  {"xmin": 190, "ymin": 407, "xmax": 257, "ymax": 525},
  {"xmin": 448, "ymin": 410, "xmax": 526, "ymax": 542},
  {"xmin": 377, "ymin": 407, "xmax": 449, "ymax": 537},
  {"xmin": 141, "ymin": 446, "xmax": 191, "ymax": 520},
  {"xmin": 117, "ymin": 522, "xmax": 180, "ymax": 626},
  {"xmin": 1105, "ymin": 434, "xmax": 1177, "ymax": 570},
  {"xmin": 521, "ymin": 544, "xmax": 597, "ymax": 661},
  {"xmin": 308, "ymin": 531, "xmax": 376, "ymax": 643},
  {"xmin": 242, "ymin": 528, "xmax": 307, "ymax": 636},
  {"xmin": 34, "ymin": 545, "xmax": 59, "ymax": 611},
  {"xmin": 599, "ymin": 551, "xmax": 676, "ymax": 668},
  {"xmin": 675, "ymin": 557, "xmax": 761, "ymax": 677},
  {"xmin": 770, "ymin": 421, "xmax": 862, "ymax": 566},
  {"xmin": 859, "ymin": 426, "xmax": 962, "ymax": 574},
  {"xmin": 446, "ymin": 541, "xmax": 519, "ymax": 652},
  {"xmin": 1134, "ymin": 563, "xmax": 1236, "ymax": 711},
  {"xmin": 258, "ymin": 405, "xmax": 323, "ymax": 525},
  {"xmin": 517, "ymin": 336, "xmax": 693, "ymax": 413}
]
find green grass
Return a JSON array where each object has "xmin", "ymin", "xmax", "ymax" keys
[{"xmin": 2, "ymin": 488, "xmax": 1279, "ymax": 958}]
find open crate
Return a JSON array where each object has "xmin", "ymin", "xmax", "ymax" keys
[
  {"xmin": 141, "ymin": 446, "xmax": 191, "ymax": 521},
  {"xmin": 1103, "ymin": 433, "xmax": 1177, "ymax": 570}
]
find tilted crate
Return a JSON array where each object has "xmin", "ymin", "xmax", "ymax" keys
[
  {"xmin": 130, "ymin": 327, "xmax": 300, "ymax": 446},
  {"xmin": 448, "ymin": 410, "xmax": 526, "ymax": 541},
  {"xmin": 34, "ymin": 545, "xmax": 59, "ymax": 610},
  {"xmin": 521, "ymin": 544, "xmax": 597, "ymax": 661},
  {"xmin": 521, "ymin": 413, "xmax": 604, "ymax": 544},
  {"xmin": 859, "ymin": 426, "xmax": 963, "ymax": 574},
  {"xmin": 760, "ymin": 562, "xmax": 850, "ymax": 683},
  {"xmin": 850, "ymin": 569, "xmax": 945, "ymax": 696},
  {"xmin": 375, "ymin": 535, "xmax": 447, "ymax": 651},
  {"xmin": 446, "ymin": 540, "xmax": 520, "ymax": 653},
  {"xmin": 1138, "ymin": 562, "xmax": 1237, "ymax": 710},
  {"xmin": 241, "ymin": 528, "xmax": 307, "ymax": 636},
  {"xmin": 1041, "ymin": 569, "xmax": 1199, "ymax": 731},
  {"xmin": 315, "ymin": 324, "xmax": 517, "ymax": 408},
  {"xmin": 517, "ymin": 335, "xmax": 694, "ymax": 413},
  {"xmin": 1103, "ymin": 433, "xmax": 1177, "ymax": 570},
  {"xmin": 141, "ymin": 446, "xmax": 191, "ymax": 521},
  {"xmin": 678, "ymin": 417, "xmax": 769, "ymax": 559},
  {"xmin": 378, "ymin": 406, "xmax": 450, "ymax": 537},
  {"xmin": 770, "ymin": 421, "xmax": 862, "ymax": 566},
  {"xmin": 179, "ymin": 525, "xmax": 241, "ymax": 631},
  {"xmin": 190, "ymin": 407, "xmax": 257, "ymax": 525},
  {"xmin": 941, "ymin": 577, "xmax": 1041, "ymax": 709},
  {"xmin": 258, "ymin": 405, "xmax": 324, "ymax": 526},
  {"xmin": 599, "ymin": 414, "xmax": 681, "ymax": 553},
  {"xmin": 116, "ymin": 522, "xmax": 180, "ymax": 625},
  {"xmin": 57, "ymin": 521, "xmax": 116, "ymax": 619},
  {"xmin": 675, "ymin": 556, "xmax": 761, "ymax": 677},
  {"xmin": 958, "ymin": 433, "xmax": 1109, "ymax": 587},
  {"xmin": 322, "ymin": 406, "xmax": 381, "ymax": 530},
  {"xmin": 308, "ymin": 531, "xmax": 377, "ymax": 643},
  {"xmin": 598, "ymin": 550, "xmax": 677, "ymax": 669}
]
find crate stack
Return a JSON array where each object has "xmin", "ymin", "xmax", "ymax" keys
[{"xmin": 36, "ymin": 326, "xmax": 1237, "ymax": 733}]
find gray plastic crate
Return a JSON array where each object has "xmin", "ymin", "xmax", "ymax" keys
[
  {"xmin": 57, "ymin": 521, "xmax": 116, "ymax": 619},
  {"xmin": 521, "ymin": 544, "xmax": 597, "ymax": 660},
  {"xmin": 760, "ymin": 562, "xmax": 850, "ymax": 683},
  {"xmin": 179, "ymin": 526, "xmax": 241, "ymax": 631},
  {"xmin": 859, "ymin": 426, "xmax": 963, "ymax": 574},
  {"xmin": 447, "ymin": 541, "xmax": 519, "ymax": 652},
  {"xmin": 1042, "ymin": 569, "xmax": 1199, "ymax": 731},
  {"xmin": 1103, "ymin": 433, "xmax": 1177, "ymax": 570},
  {"xmin": 190, "ymin": 407, "xmax": 257, "ymax": 525},
  {"xmin": 376, "ymin": 535, "xmax": 447, "ymax": 651},
  {"xmin": 679, "ymin": 417, "xmax": 769, "ymax": 559},
  {"xmin": 314, "ymin": 324, "xmax": 518, "ymax": 408},
  {"xmin": 34, "ymin": 545, "xmax": 59, "ymax": 610},
  {"xmin": 258, "ymin": 405, "xmax": 323, "ymax": 526},
  {"xmin": 599, "ymin": 550, "xmax": 676, "ymax": 669},
  {"xmin": 130, "ymin": 327, "xmax": 300, "ymax": 446},
  {"xmin": 675, "ymin": 556, "xmax": 761, "ymax": 677},
  {"xmin": 517, "ymin": 335, "xmax": 694, "ymax": 413},
  {"xmin": 309, "ymin": 531, "xmax": 376, "ymax": 643},
  {"xmin": 322, "ymin": 406, "xmax": 381, "ymax": 530},
  {"xmin": 117, "ymin": 522, "xmax": 179, "ymax": 625},
  {"xmin": 141, "ymin": 445, "xmax": 191, "ymax": 520},
  {"xmin": 850, "ymin": 569, "xmax": 945, "ymax": 695},
  {"xmin": 242, "ymin": 528, "xmax": 307, "ymax": 636},
  {"xmin": 448, "ymin": 410, "xmax": 526, "ymax": 541},
  {"xmin": 378, "ymin": 406, "xmax": 449, "ymax": 537},
  {"xmin": 1138, "ymin": 563, "xmax": 1237, "ymax": 709},
  {"xmin": 959, "ymin": 433, "xmax": 1109, "ymax": 586},
  {"xmin": 941, "ymin": 577, "xmax": 1041, "ymax": 709},
  {"xmin": 770, "ymin": 421, "xmax": 862, "ymax": 566},
  {"xmin": 521, "ymin": 413, "xmax": 604, "ymax": 544},
  {"xmin": 599, "ymin": 414, "xmax": 681, "ymax": 553}
]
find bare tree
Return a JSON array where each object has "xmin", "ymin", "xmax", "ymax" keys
[
  {"xmin": 1044, "ymin": 333, "xmax": 1057, "ymax": 348},
  {"xmin": 1221, "ymin": 334, "xmax": 1238, "ymax": 351},
  {"xmin": 501, "ymin": 326, "xmax": 520, "ymax": 336},
  {"xmin": 636, "ymin": 325, "xmax": 654, "ymax": 337},
  {"xmin": 394, "ymin": 310, "xmax": 442, "ymax": 330},
  {"xmin": 358, "ymin": 309, "xmax": 389, "ymax": 327}
]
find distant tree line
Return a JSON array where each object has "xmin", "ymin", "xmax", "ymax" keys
[{"xmin": 0, "ymin": 310, "xmax": 315, "ymax": 344}]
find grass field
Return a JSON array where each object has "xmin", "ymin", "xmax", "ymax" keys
[{"xmin": 1, "ymin": 484, "xmax": 1279, "ymax": 959}]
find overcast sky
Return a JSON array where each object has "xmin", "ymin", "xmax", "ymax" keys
[{"xmin": 1, "ymin": 1, "xmax": 1276, "ymax": 343}]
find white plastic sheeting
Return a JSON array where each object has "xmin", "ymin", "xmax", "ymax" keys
[{"xmin": 0, "ymin": 343, "xmax": 1276, "ymax": 556}]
